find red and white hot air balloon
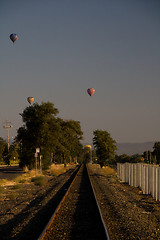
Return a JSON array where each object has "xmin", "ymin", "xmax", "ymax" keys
[{"xmin": 87, "ymin": 88, "xmax": 95, "ymax": 96}]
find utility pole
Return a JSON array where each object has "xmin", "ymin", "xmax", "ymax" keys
[{"xmin": 3, "ymin": 120, "xmax": 13, "ymax": 151}]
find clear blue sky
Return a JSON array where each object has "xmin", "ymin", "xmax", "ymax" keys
[{"xmin": 0, "ymin": 0, "xmax": 160, "ymax": 144}]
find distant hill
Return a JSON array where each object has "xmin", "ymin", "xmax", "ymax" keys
[
  {"xmin": 83, "ymin": 141, "xmax": 155, "ymax": 156},
  {"xmin": 116, "ymin": 142, "xmax": 155, "ymax": 155}
]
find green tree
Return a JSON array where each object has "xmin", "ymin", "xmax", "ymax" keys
[
  {"xmin": 143, "ymin": 151, "xmax": 149, "ymax": 163},
  {"xmin": 130, "ymin": 154, "xmax": 142, "ymax": 163},
  {"xmin": 93, "ymin": 130, "xmax": 117, "ymax": 168},
  {"xmin": 58, "ymin": 119, "xmax": 83, "ymax": 165},
  {"xmin": 16, "ymin": 102, "xmax": 60, "ymax": 169},
  {"xmin": 0, "ymin": 137, "xmax": 8, "ymax": 164},
  {"xmin": 116, "ymin": 154, "xmax": 131, "ymax": 163},
  {"xmin": 16, "ymin": 101, "xmax": 83, "ymax": 169},
  {"xmin": 91, "ymin": 149, "xmax": 97, "ymax": 163},
  {"xmin": 153, "ymin": 142, "xmax": 160, "ymax": 164},
  {"xmin": 7, "ymin": 141, "xmax": 20, "ymax": 164}
]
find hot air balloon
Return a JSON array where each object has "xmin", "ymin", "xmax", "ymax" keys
[
  {"xmin": 87, "ymin": 88, "xmax": 95, "ymax": 96},
  {"xmin": 27, "ymin": 97, "xmax": 34, "ymax": 105},
  {"xmin": 84, "ymin": 145, "xmax": 92, "ymax": 149},
  {"xmin": 10, "ymin": 33, "xmax": 18, "ymax": 43}
]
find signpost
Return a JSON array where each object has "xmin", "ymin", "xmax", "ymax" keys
[
  {"xmin": 35, "ymin": 152, "xmax": 38, "ymax": 176},
  {"xmin": 35, "ymin": 148, "xmax": 40, "ymax": 176},
  {"xmin": 40, "ymin": 155, "xmax": 42, "ymax": 174},
  {"xmin": 50, "ymin": 153, "xmax": 53, "ymax": 174},
  {"xmin": 36, "ymin": 148, "xmax": 40, "ymax": 153}
]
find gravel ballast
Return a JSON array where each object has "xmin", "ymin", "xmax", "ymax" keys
[
  {"xmin": 0, "ymin": 163, "xmax": 160, "ymax": 240},
  {"xmin": 88, "ymin": 164, "xmax": 160, "ymax": 240}
]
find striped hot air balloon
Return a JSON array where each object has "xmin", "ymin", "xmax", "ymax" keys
[{"xmin": 87, "ymin": 88, "xmax": 95, "ymax": 96}]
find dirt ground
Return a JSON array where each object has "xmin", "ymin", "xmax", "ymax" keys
[{"xmin": 0, "ymin": 165, "xmax": 78, "ymax": 240}]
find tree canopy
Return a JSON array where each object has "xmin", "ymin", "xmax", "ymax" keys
[
  {"xmin": 93, "ymin": 129, "xmax": 117, "ymax": 167},
  {"xmin": 16, "ymin": 102, "xmax": 83, "ymax": 169},
  {"xmin": 153, "ymin": 142, "xmax": 160, "ymax": 164},
  {"xmin": 0, "ymin": 137, "xmax": 7, "ymax": 163}
]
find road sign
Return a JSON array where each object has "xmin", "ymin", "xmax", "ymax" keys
[{"xmin": 36, "ymin": 148, "xmax": 40, "ymax": 153}]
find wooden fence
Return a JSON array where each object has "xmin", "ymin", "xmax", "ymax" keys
[{"xmin": 117, "ymin": 163, "xmax": 160, "ymax": 201}]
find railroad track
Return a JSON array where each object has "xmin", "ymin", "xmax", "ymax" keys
[{"xmin": 38, "ymin": 164, "xmax": 110, "ymax": 240}]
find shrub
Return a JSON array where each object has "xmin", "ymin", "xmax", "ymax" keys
[
  {"xmin": 0, "ymin": 186, "xmax": 4, "ymax": 194},
  {"xmin": 19, "ymin": 179, "xmax": 26, "ymax": 183},
  {"xmin": 31, "ymin": 176, "xmax": 46, "ymax": 186},
  {"xmin": 13, "ymin": 184, "xmax": 21, "ymax": 190}
]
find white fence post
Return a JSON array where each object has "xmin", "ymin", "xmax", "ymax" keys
[
  {"xmin": 156, "ymin": 167, "xmax": 158, "ymax": 201},
  {"xmin": 129, "ymin": 164, "xmax": 131, "ymax": 185},
  {"xmin": 116, "ymin": 163, "xmax": 160, "ymax": 201},
  {"xmin": 125, "ymin": 163, "xmax": 129, "ymax": 183},
  {"xmin": 155, "ymin": 167, "xmax": 160, "ymax": 201},
  {"xmin": 159, "ymin": 168, "xmax": 160, "ymax": 201},
  {"xmin": 139, "ymin": 163, "xmax": 142, "ymax": 188},
  {"xmin": 158, "ymin": 168, "xmax": 160, "ymax": 201},
  {"xmin": 117, "ymin": 163, "xmax": 120, "ymax": 178},
  {"xmin": 146, "ymin": 166, "xmax": 149, "ymax": 195},
  {"xmin": 142, "ymin": 165, "xmax": 145, "ymax": 194}
]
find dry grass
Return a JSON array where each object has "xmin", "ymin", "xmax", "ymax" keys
[
  {"xmin": 14, "ymin": 170, "xmax": 36, "ymax": 183},
  {"xmin": 0, "ymin": 164, "xmax": 77, "ymax": 187},
  {"xmin": 50, "ymin": 163, "xmax": 77, "ymax": 176},
  {"xmin": 89, "ymin": 163, "xmax": 117, "ymax": 176},
  {"xmin": 88, "ymin": 164, "xmax": 118, "ymax": 184},
  {"xmin": 0, "ymin": 179, "xmax": 9, "ymax": 185},
  {"xmin": 0, "ymin": 179, "xmax": 16, "ymax": 186}
]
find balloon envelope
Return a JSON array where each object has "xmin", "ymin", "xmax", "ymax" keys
[
  {"xmin": 10, "ymin": 34, "xmax": 18, "ymax": 43},
  {"xmin": 84, "ymin": 145, "xmax": 92, "ymax": 149},
  {"xmin": 87, "ymin": 88, "xmax": 95, "ymax": 96},
  {"xmin": 27, "ymin": 97, "xmax": 34, "ymax": 104}
]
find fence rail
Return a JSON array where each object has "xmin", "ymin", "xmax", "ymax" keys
[{"xmin": 117, "ymin": 163, "xmax": 160, "ymax": 201}]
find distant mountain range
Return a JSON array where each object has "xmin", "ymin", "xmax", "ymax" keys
[
  {"xmin": 116, "ymin": 142, "xmax": 155, "ymax": 155},
  {"xmin": 83, "ymin": 141, "xmax": 155, "ymax": 156}
]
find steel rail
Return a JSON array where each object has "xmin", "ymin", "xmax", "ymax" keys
[
  {"xmin": 37, "ymin": 164, "xmax": 81, "ymax": 240},
  {"xmin": 38, "ymin": 164, "xmax": 110, "ymax": 240},
  {"xmin": 86, "ymin": 164, "xmax": 110, "ymax": 240}
]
